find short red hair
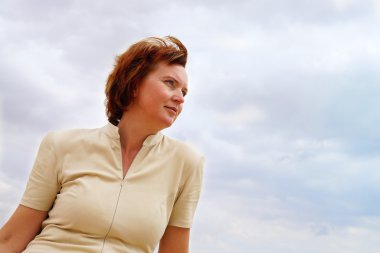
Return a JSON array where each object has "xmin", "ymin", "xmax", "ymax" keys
[{"xmin": 105, "ymin": 36, "xmax": 188, "ymax": 125}]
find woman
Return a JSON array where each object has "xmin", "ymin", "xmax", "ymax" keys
[{"xmin": 0, "ymin": 36, "xmax": 204, "ymax": 253}]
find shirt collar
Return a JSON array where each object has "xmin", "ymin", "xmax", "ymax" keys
[{"xmin": 102, "ymin": 122, "xmax": 163, "ymax": 147}]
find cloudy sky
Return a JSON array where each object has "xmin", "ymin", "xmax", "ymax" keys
[{"xmin": 1, "ymin": 0, "xmax": 380, "ymax": 252}]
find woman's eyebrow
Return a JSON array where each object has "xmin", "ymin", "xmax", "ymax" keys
[
  {"xmin": 163, "ymin": 75, "xmax": 178, "ymax": 82},
  {"xmin": 163, "ymin": 75, "xmax": 187, "ymax": 86}
]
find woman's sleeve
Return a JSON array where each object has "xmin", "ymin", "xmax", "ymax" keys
[
  {"xmin": 168, "ymin": 156, "xmax": 205, "ymax": 228},
  {"xmin": 20, "ymin": 133, "xmax": 60, "ymax": 211}
]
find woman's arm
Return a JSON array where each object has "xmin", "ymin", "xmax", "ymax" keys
[
  {"xmin": 158, "ymin": 225, "xmax": 190, "ymax": 253},
  {"xmin": 0, "ymin": 205, "xmax": 47, "ymax": 253}
]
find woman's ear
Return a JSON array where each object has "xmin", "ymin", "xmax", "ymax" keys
[{"xmin": 132, "ymin": 87, "xmax": 139, "ymax": 98}]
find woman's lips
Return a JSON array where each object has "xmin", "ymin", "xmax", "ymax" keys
[{"xmin": 164, "ymin": 106, "xmax": 178, "ymax": 114}]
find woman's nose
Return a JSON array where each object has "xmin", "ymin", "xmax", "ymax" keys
[{"xmin": 173, "ymin": 91, "xmax": 185, "ymax": 104}]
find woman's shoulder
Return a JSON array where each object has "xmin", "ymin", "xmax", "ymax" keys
[
  {"xmin": 41, "ymin": 125, "xmax": 107, "ymax": 150},
  {"xmin": 161, "ymin": 135, "xmax": 205, "ymax": 186},
  {"xmin": 161, "ymin": 135, "xmax": 204, "ymax": 163},
  {"xmin": 46, "ymin": 126, "xmax": 99, "ymax": 140}
]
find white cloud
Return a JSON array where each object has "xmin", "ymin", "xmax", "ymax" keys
[
  {"xmin": 215, "ymin": 105, "xmax": 266, "ymax": 125},
  {"xmin": 0, "ymin": 174, "xmax": 24, "ymax": 224},
  {"xmin": 332, "ymin": 0, "xmax": 356, "ymax": 11},
  {"xmin": 192, "ymin": 191, "xmax": 380, "ymax": 253},
  {"xmin": 1, "ymin": 0, "xmax": 380, "ymax": 252},
  {"xmin": 374, "ymin": 0, "xmax": 380, "ymax": 19},
  {"xmin": 0, "ymin": 96, "xmax": 3, "ymax": 165}
]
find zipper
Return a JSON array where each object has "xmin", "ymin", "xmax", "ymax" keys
[
  {"xmin": 99, "ymin": 144, "xmax": 149, "ymax": 251},
  {"xmin": 100, "ymin": 181, "xmax": 123, "ymax": 253}
]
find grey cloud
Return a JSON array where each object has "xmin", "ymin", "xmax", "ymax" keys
[{"xmin": 1, "ymin": 0, "xmax": 380, "ymax": 252}]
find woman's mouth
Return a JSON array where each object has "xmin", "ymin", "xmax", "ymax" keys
[{"xmin": 164, "ymin": 106, "xmax": 178, "ymax": 114}]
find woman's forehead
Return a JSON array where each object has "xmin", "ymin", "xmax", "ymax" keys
[{"xmin": 155, "ymin": 62, "xmax": 188, "ymax": 86}]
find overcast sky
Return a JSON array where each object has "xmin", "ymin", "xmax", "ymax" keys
[{"xmin": 1, "ymin": 0, "xmax": 380, "ymax": 252}]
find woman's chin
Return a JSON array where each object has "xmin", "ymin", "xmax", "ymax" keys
[{"xmin": 160, "ymin": 118, "xmax": 176, "ymax": 129}]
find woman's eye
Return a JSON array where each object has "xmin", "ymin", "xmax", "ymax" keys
[
  {"xmin": 182, "ymin": 90, "xmax": 187, "ymax": 97},
  {"xmin": 165, "ymin": 80, "xmax": 175, "ymax": 86}
]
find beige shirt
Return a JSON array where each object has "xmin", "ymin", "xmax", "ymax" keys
[{"xmin": 20, "ymin": 123, "xmax": 204, "ymax": 253}]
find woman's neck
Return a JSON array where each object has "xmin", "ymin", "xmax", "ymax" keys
[{"xmin": 117, "ymin": 111, "xmax": 158, "ymax": 153}]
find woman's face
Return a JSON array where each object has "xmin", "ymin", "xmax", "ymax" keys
[{"xmin": 128, "ymin": 61, "xmax": 188, "ymax": 130}]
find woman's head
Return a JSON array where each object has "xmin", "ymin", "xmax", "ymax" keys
[{"xmin": 105, "ymin": 36, "xmax": 188, "ymax": 125}]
